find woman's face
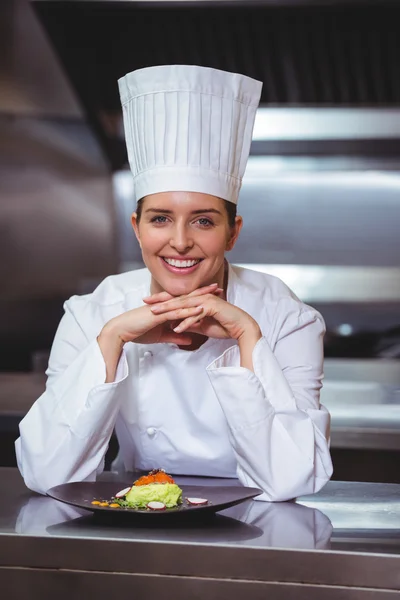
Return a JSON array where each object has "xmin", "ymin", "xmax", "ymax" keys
[{"xmin": 132, "ymin": 192, "xmax": 242, "ymax": 297}]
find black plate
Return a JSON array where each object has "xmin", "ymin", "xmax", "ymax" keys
[{"xmin": 47, "ymin": 482, "xmax": 262, "ymax": 519}]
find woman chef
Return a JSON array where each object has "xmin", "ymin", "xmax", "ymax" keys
[{"xmin": 16, "ymin": 65, "xmax": 333, "ymax": 500}]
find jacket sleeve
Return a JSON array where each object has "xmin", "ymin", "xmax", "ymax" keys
[
  {"xmin": 15, "ymin": 298, "xmax": 129, "ymax": 495},
  {"xmin": 206, "ymin": 302, "xmax": 333, "ymax": 502}
]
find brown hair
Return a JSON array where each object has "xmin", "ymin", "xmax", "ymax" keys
[{"xmin": 135, "ymin": 197, "xmax": 237, "ymax": 228}]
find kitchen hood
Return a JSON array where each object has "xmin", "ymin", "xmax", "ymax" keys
[{"xmin": 32, "ymin": 0, "xmax": 400, "ymax": 170}]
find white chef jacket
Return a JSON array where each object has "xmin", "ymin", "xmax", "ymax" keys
[{"xmin": 16, "ymin": 264, "xmax": 333, "ymax": 500}]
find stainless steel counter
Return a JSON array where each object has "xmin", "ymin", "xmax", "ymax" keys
[
  {"xmin": 0, "ymin": 468, "xmax": 399, "ymax": 599},
  {"xmin": 321, "ymin": 359, "xmax": 400, "ymax": 451}
]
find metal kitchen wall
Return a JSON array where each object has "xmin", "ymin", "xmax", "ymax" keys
[{"xmin": 0, "ymin": 0, "xmax": 117, "ymax": 370}]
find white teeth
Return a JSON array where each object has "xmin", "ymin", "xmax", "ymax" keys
[{"xmin": 164, "ymin": 258, "xmax": 201, "ymax": 268}]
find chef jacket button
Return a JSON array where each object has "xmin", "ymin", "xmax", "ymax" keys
[
  {"xmin": 143, "ymin": 351, "xmax": 153, "ymax": 358},
  {"xmin": 146, "ymin": 427, "xmax": 156, "ymax": 437}
]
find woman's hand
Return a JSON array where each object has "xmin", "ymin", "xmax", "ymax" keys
[
  {"xmin": 148, "ymin": 291, "xmax": 262, "ymax": 370},
  {"xmin": 148, "ymin": 291, "xmax": 261, "ymax": 343},
  {"xmin": 98, "ymin": 283, "xmax": 221, "ymax": 381},
  {"xmin": 101, "ymin": 283, "xmax": 221, "ymax": 347}
]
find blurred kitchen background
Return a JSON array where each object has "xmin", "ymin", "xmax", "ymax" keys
[{"xmin": 1, "ymin": 0, "xmax": 399, "ymax": 482}]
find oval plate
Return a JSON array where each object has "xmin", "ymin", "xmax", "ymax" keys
[{"xmin": 47, "ymin": 481, "xmax": 262, "ymax": 519}]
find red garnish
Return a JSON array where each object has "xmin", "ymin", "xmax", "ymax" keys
[{"xmin": 134, "ymin": 469, "xmax": 175, "ymax": 486}]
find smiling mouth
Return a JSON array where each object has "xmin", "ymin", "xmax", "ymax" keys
[{"xmin": 162, "ymin": 257, "xmax": 203, "ymax": 269}]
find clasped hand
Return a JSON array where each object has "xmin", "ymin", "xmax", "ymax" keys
[{"xmin": 106, "ymin": 283, "xmax": 260, "ymax": 347}]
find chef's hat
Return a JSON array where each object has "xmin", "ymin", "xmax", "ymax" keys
[{"xmin": 118, "ymin": 65, "xmax": 262, "ymax": 205}]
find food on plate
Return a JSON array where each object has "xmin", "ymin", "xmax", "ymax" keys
[
  {"xmin": 90, "ymin": 470, "xmax": 212, "ymax": 511},
  {"xmin": 186, "ymin": 497, "xmax": 209, "ymax": 506},
  {"xmin": 115, "ymin": 486, "xmax": 131, "ymax": 498},
  {"xmin": 113, "ymin": 469, "xmax": 183, "ymax": 509},
  {"xmin": 134, "ymin": 470, "xmax": 175, "ymax": 486},
  {"xmin": 146, "ymin": 501, "xmax": 167, "ymax": 511}
]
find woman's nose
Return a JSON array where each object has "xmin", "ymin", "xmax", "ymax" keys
[{"xmin": 169, "ymin": 225, "xmax": 194, "ymax": 252}]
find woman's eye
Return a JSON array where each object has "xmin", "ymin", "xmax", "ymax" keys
[
  {"xmin": 151, "ymin": 215, "xmax": 168, "ymax": 224},
  {"xmin": 196, "ymin": 218, "xmax": 213, "ymax": 227}
]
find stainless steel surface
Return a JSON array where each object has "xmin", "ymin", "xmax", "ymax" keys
[
  {"xmin": 331, "ymin": 428, "xmax": 400, "ymax": 451},
  {"xmin": 236, "ymin": 265, "xmax": 400, "ymax": 302},
  {"xmin": 298, "ymin": 480, "xmax": 400, "ymax": 531},
  {"xmin": 1, "ymin": 572, "xmax": 398, "ymax": 600},
  {"xmin": 235, "ymin": 166, "xmax": 400, "ymax": 268},
  {"xmin": 0, "ymin": 0, "xmax": 115, "ymax": 301},
  {"xmin": 324, "ymin": 359, "xmax": 400, "ymax": 385},
  {"xmin": 0, "ymin": 117, "xmax": 116, "ymax": 302},
  {"xmin": 0, "ymin": 468, "xmax": 400, "ymax": 598},
  {"xmin": 1, "ymin": 0, "xmax": 81, "ymax": 118},
  {"xmin": 253, "ymin": 108, "xmax": 400, "ymax": 140},
  {"xmin": 0, "ymin": 0, "xmax": 118, "ymax": 366},
  {"xmin": 321, "ymin": 359, "xmax": 400, "ymax": 450}
]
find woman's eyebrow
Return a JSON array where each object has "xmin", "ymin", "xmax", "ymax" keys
[
  {"xmin": 145, "ymin": 208, "xmax": 222, "ymax": 215},
  {"xmin": 191, "ymin": 209, "xmax": 222, "ymax": 215}
]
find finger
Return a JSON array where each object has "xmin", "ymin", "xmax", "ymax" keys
[
  {"xmin": 185, "ymin": 283, "xmax": 219, "ymax": 298},
  {"xmin": 154, "ymin": 305, "xmax": 204, "ymax": 324},
  {"xmin": 183, "ymin": 285, "xmax": 222, "ymax": 300},
  {"xmin": 144, "ymin": 284, "xmax": 222, "ymax": 306},
  {"xmin": 142, "ymin": 291, "xmax": 174, "ymax": 304},
  {"xmin": 145, "ymin": 283, "xmax": 219, "ymax": 306},
  {"xmin": 173, "ymin": 313, "xmax": 204, "ymax": 333},
  {"xmin": 151, "ymin": 293, "xmax": 218, "ymax": 315}
]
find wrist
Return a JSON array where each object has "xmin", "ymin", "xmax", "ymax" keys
[
  {"xmin": 237, "ymin": 322, "xmax": 262, "ymax": 347},
  {"xmin": 98, "ymin": 320, "xmax": 125, "ymax": 351},
  {"xmin": 97, "ymin": 321, "xmax": 125, "ymax": 384},
  {"xmin": 237, "ymin": 322, "xmax": 261, "ymax": 372}
]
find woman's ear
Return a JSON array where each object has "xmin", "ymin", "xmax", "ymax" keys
[
  {"xmin": 131, "ymin": 212, "xmax": 142, "ymax": 248},
  {"xmin": 225, "ymin": 215, "xmax": 243, "ymax": 252}
]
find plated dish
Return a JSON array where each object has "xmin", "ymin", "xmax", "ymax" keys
[{"xmin": 47, "ymin": 470, "xmax": 261, "ymax": 519}]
